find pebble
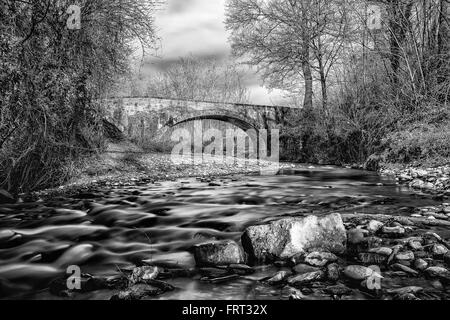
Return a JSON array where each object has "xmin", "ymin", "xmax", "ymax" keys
[
  {"xmin": 324, "ymin": 284, "xmax": 352, "ymax": 296},
  {"xmin": 326, "ymin": 263, "xmax": 340, "ymax": 282},
  {"xmin": 425, "ymin": 266, "xmax": 450, "ymax": 281},
  {"xmin": 304, "ymin": 252, "xmax": 338, "ymax": 267},
  {"xmin": 129, "ymin": 266, "xmax": 159, "ymax": 285},
  {"xmin": 408, "ymin": 240, "xmax": 423, "ymax": 251},
  {"xmin": 293, "ymin": 264, "xmax": 320, "ymax": 275},
  {"xmin": 358, "ymin": 253, "xmax": 386, "ymax": 264},
  {"xmin": 391, "ymin": 263, "xmax": 419, "ymax": 276},
  {"xmin": 367, "ymin": 220, "xmax": 384, "ymax": 234},
  {"xmin": 387, "ymin": 286, "xmax": 423, "ymax": 295},
  {"xmin": 431, "ymin": 244, "xmax": 448, "ymax": 256},
  {"xmin": 382, "ymin": 226, "xmax": 406, "ymax": 236},
  {"xmin": 266, "ymin": 271, "xmax": 291, "ymax": 284},
  {"xmin": 369, "ymin": 247, "xmax": 393, "ymax": 256},
  {"xmin": 395, "ymin": 251, "xmax": 415, "ymax": 261},
  {"xmin": 287, "ymin": 271, "xmax": 325, "ymax": 286},
  {"xmin": 347, "ymin": 229, "xmax": 365, "ymax": 244},
  {"xmin": 343, "ymin": 265, "xmax": 374, "ymax": 281},
  {"xmin": 413, "ymin": 259, "xmax": 428, "ymax": 271}
]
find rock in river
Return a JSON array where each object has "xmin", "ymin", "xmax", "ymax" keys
[
  {"xmin": 193, "ymin": 240, "xmax": 245, "ymax": 267},
  {"xmin": 413, "ymin": 259, "xmax": 428, "ymax": 271},
  {"xmin": 344, "ymin": 265, "xmax": 376, "ymax": 281},
  {"xmin": 431, "ymin": 244, "xmax": 448, "ymax": 257},
  {"xmin": 129, "ymin": 266, "xmax": 159, "ymax": 285},
  {"xmin": 395, "ymin": 251, "xmax": 415, "ymax": 262},
  {"xmin": 287, "ymin": 270, "xmax": 325, "ymax": 286},
  {"xmin": 367, "ymin": 220, "xmax": 384, "ymax": 234},
  {"xmin": 241, "ymin": 213, "xmax": 346, "ymax": 263},
  {"xmin": 381, "ymin": 226, "xmax": 405, "ymax": 237},
  {"xmin": 293, "ymin": 264, "xmax": 320, "ymax": 275},
  {"xmin": 326, "ymin": 263, "xmax": 340, "ymax": 282},
  {"xmin": 425, "ymin": 267, "xmax": 450, "ymax": 281},
  {"xmin": 304, "ymin": 252, "xmax": 338, "ymax": 267}
]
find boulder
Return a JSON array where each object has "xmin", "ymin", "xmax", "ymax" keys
[
  {"xmin": 241, "ymin": 213, "xmax": 346, "ymax": 263},
  {"xmin": 193, "ymin": 240, "xmax": 245, "ymax": 267}
]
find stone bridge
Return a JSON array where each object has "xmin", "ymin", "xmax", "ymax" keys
[{"xmin": 103, "ymin": 97, "xmax": 293, "ymax": 144}]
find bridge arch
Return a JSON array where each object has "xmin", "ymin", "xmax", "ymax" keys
[{"xmin": 164, "ymin": 109, "xmax": 262, "ymax": 132}]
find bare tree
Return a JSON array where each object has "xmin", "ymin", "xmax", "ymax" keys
[{"xmin": 146, "ymin": 55, "xmax": 250, "ymax": 103}]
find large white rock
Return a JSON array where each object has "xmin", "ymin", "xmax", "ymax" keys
[{"xmin": 241, "ymin": 213, "xmax": 346, "ymax": 263}]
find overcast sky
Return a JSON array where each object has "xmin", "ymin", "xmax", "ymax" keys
[{"xmin": 142, "ymin": 0, "xmax": 287, "ymax": 106}]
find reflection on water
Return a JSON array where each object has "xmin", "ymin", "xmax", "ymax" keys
[{"xmin": 0, "ymin": 166, "xmax": 442, "ymax": 299}]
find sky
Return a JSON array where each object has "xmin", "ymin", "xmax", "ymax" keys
[{"xmin": 142, "ymin": 0, "xmax": 288, "ymax": 106}]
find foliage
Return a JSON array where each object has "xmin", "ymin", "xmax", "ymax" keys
[{"xmin": 0, "ymin": 0, "xmax": 158, "ymax": 193}]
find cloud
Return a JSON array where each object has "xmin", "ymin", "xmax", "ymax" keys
[{"xmin": 143, "ymin": 0, "xmax": 288, "ymax": 106}]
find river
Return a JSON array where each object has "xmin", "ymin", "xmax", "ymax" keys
[{"xmin": 0, "ymin": 165, "xmax": 446, "ymax": 300}]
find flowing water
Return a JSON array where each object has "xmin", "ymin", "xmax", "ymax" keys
[{"xmin": 0, "ymin": 166, "xmax": 446, "ymax": 300}]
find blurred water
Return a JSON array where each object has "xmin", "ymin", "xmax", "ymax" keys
[{"xmin": 0, "ymin": 166, "xmax": 443, "ymax": 300}]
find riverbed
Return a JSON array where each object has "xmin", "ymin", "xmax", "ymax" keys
[{"xmin": 0, "ymin": 165, "xmax": 448, "ymax": 300}]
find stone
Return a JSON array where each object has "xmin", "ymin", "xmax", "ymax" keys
[
  {"xmin": 343, "ymin": 265, "xmax": 374, "ymax": 281},
  {"xmin": 287, "ymin": 270, "xmax": 325, "ymax": 286},
  {"xmin": 408, "ymin": 240, "xmax": 423, "ymax": 251},
  {"xmin": 425, "ymin": 267, "xmax": 450, "ymax": 281},
  {"xmin": 129, "ymin": 266, "xmax": 159, "ymax": 285},
  {"xmin": 193, "ymin": 240, "xmax": 244, "ymax": 267},
  {"xmin": 358, "ymin": 253, "xmax": 386, "ymax": 264},
  {"xmin": 395, "ymin": 251, "xmax": 415, "ymax": 261},
  {"xmin": 241, "ymin": 213, "xmax": 346, "ymax": 263},
  {"xmin": 324, "ymin": 284, "xmax": 352, "ymax": 296},
  {"xmin": 391, "ymin": 263, "xmax": 419, "ymax": 276},
  {"xmin": 304, "ymin": 252, "xmax": 338, "ymax": 267},
  {"xmin": 369, "ymin": 247, "xmax": 393, "ymax": 256},
  {"xmin": 228, "ymin": 264, "xmax": 254, "ymax": 275},
  {"xmin": 326, "ymin": 263, "xmax": 340, "ymax": 282},
  {"xmin": 387, "ymin": 286, "xmax": 423, "ymax": 295},
  {"xmin": 367, "ymin": 220, "xmax": 384, "ymax": 234},
  {"xmin": 413, "ymin": 259, "xmax": 428, "ymax": 271},
  {"xmin": 431, "ymin": 244, "xmax": 448, "ymax": 256},
  {"xmin": 293, "ymin": 264, "xmax": 320, "ymax": 275},
  {"xmin": 431, "ymin": 280, "xmax": 444, "ymax": 290},
  {"xmin": 394, "ymin": 293, "xmax": 420, "ymax": 300},
  {"xmin": 111, "ymin": 284, "xmax": 162, "ymax": 300},
  {"xmin": 381, "ymin": 226, "xmax": 405, "ymax": 236},
  {"xmin": 0, "ymin": 189, "xmax": 15, "ymax": 204},
  {"xmin": 347, "ymin": 229, "xmax": 365, "ymax": 245},
  {"xmin": 266, "ymin": 271, "xmax": 291, "ymax": 284}
]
